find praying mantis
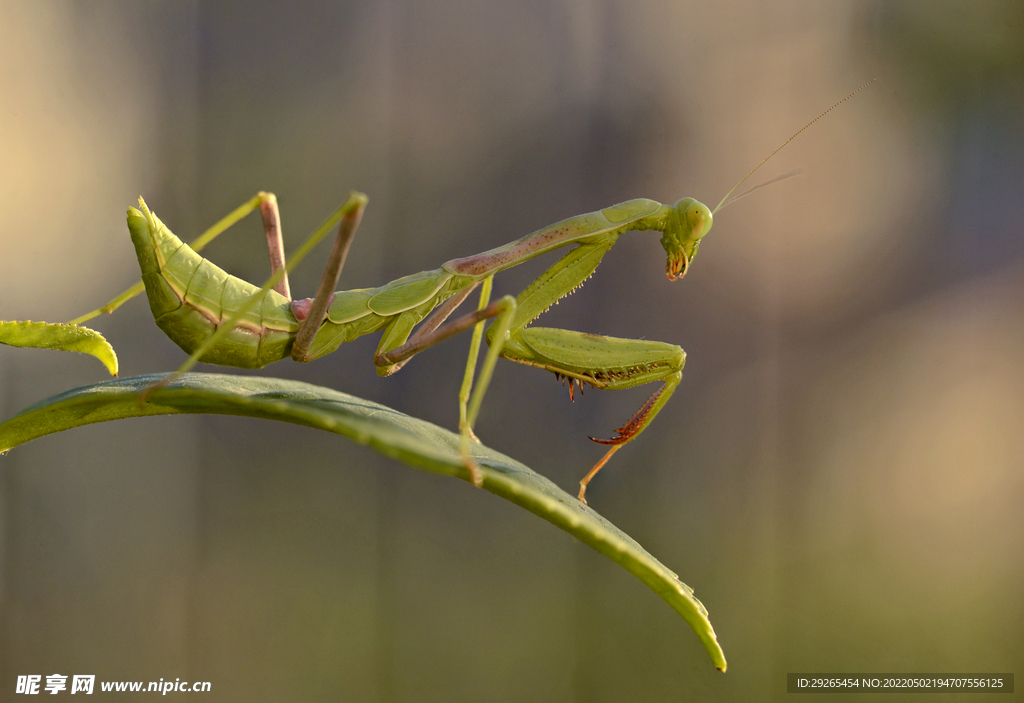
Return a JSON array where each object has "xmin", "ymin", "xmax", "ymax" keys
[{"xmin": 55, "ymin": 82, "xmax": 873, "ymax": 503}]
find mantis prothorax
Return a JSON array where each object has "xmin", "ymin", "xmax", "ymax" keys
[{"xmin": 72, "ymin": 81, "xmax": 873, "ymax": 503}]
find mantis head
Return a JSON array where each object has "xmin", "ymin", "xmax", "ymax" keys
[{"xmin": 662, "ymin": 198, "xmax": 712, "ymax": 280}]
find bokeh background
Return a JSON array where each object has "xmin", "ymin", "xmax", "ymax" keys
[{"xmin": 1, "ymin": 1, "xmax": 1022, "ymax": 700}]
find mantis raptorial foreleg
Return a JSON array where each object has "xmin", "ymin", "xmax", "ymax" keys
[
  {"xmin": 500, "ymin": 328, "xmax": 685, "ymax": 503},
  {"xmin": 474, "ymin": 234, "xmax": 687, "ymax": 502}
]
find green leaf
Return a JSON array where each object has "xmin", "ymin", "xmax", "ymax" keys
[
  {"xmin": 0, "ymin": 320, "xmax": 118, "ymax": 376},
  {"xmin": 0, "ymin": 372, "xmax": 726, "ymax": 670}
]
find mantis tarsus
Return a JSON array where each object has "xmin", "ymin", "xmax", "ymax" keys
[{"xmin": 70, "ymin": 81, "xmax": 873, "ymax": 503}]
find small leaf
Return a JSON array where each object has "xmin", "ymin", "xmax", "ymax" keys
[
  {"xmin": 0, "ymin": 373, "xmax": 726, "ymax": 670},
  {"xmin": 0, "ymin": 320, "xmax": 118, "ymax": 376}
]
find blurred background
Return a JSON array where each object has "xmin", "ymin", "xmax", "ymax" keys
[{"xmin": 1, "ymin": 1, "xmax": 1022, "ymax": 700}]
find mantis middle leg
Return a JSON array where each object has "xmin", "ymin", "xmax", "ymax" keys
[{"xmin": 372, "ymin": 278, "xmax": 517, "ymax": 487}]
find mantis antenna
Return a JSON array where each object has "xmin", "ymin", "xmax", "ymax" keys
[
  {"xmin": 715, "ymin": 168, "xmax": 802, "ymax": 213},
  {"xmin": 711, "ymin": 78, "xmax": 877, "ymax": 216}
]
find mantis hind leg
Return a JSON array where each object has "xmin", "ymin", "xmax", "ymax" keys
[
  {"xmin": 490, "ymin": 326, "xmax": 685, "ymax": 502},
  {"xmin": 290, "ymin": 197, "xmax": 365, "ymax": 361}
]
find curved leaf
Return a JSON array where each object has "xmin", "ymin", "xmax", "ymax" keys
[
  {"xmin": 0, "ymin": 320, "xmax": 118, "ymax": 376},
  {"xmin": 0, "ymin": 372, "xmax": 726, "ymax": 670}
]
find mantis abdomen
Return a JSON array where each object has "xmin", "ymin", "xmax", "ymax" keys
[{"xmin": 128, "ymin": 202, "xmax": 299, "ymax": 369}]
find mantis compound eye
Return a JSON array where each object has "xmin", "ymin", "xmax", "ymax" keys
[{"xmin": 686, "ymin": 201, "xmax": 713, "ymax": 241}]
